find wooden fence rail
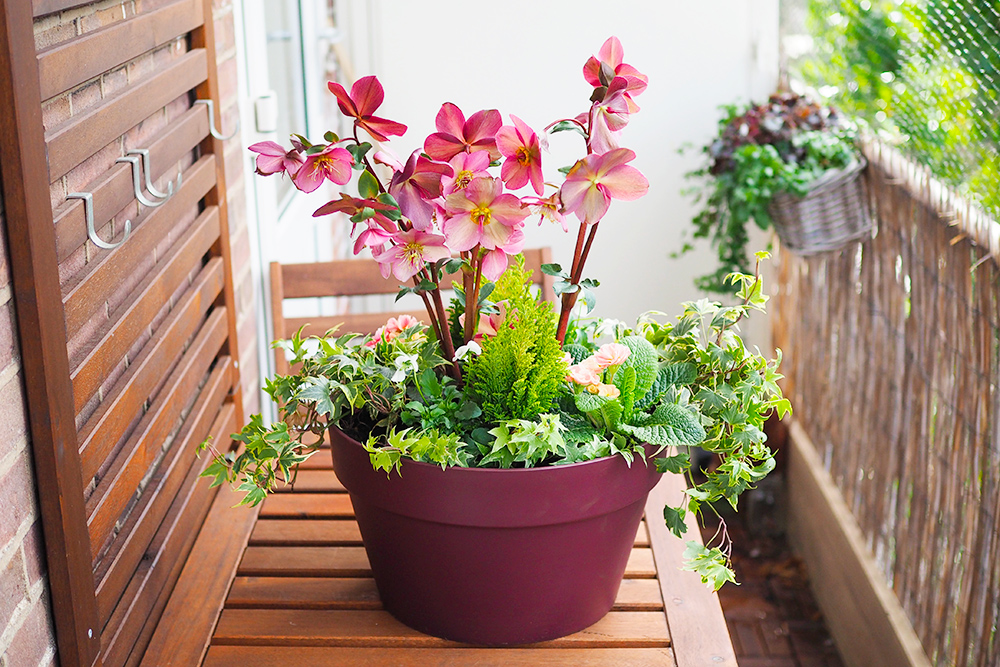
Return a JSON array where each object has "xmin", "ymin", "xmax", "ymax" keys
[{"xmin": 773, "ymin": 142, "xmax": 1000, "ymax": 667}]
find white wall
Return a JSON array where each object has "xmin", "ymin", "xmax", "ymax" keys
[{"xmin": 345, "ymin": 0, "xmax": 779, "ymax": 327}]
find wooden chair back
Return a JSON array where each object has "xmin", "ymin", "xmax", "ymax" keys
[{"xmin": 269, "ymin": 248, "xmax": 555, "ymax": 376}]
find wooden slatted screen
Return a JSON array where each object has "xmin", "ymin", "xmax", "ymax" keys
[{"xmin": 0, "ymin": 1, "xmax": 244, "ymax": 665}]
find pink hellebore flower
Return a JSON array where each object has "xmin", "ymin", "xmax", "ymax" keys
[
  {"xmin": 559, "ymin": 148, "xmax": 648, "ymax": 224},
  {"xmin": 424, "ymin": 103, "xmax": 503, "ymax": 162},
  {"xmin": 248, "ymin": 141, "xmax": 305, "ymax": 177},
  {"xmin": 293, "ymin": 144, "xmax": 354, "ymax": 193},
  {"xmin": 442, "ymin": 177, "xmax": 528, "ymax": 271},
  {"xmin": 459, "ymin": 301, "xmax": 507, "ymax": 343},
  {"xmin": 589, "ymin": 77, "xmax": 632, "ymax": 154},
  {"xmin": 373, "ymin": 229, "xmax": 451, "ymax": 282},
  {"xmin": 524, "ymin": 193, "xmax": 568, "ymax": 232},
  {"xmin": 327, "ymin": 76, "xmax": 408, "ymax": 141},
  {"xmin": 583, "ymin": 36, "xmax": 648, "ymax": 113},
  {"xmin": 366, "ymin": 314, "xmax": 422, "ymax": 348},
  {"xmin": 389, "ymin": 152, "xmax": 454, "ymax": 230},
  {"xmin": 593, "ymin": 343, "xmax": 631, "ymax": 368},
  {"xmin": 442, "ymin": 151, "xmax": 492, "ymax": 195},
  {"xmin": 496, "ymin": 115, "xmax": 544, "ymax": 195},
  {"xmin": 352, "ymin": 217, "xmax": 397, "ymax": 255}
]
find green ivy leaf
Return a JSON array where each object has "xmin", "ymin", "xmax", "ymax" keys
[
  {"xmin": 663, "ymin": 505, "xmax": 688, "ymax": 538},
  {"xmin": 682, "ymin": 541, "xmax": 737, "ymax": 591},
  {"xmin": 655, "ymin": 451, "xmax": 691, "ymax": 474}
]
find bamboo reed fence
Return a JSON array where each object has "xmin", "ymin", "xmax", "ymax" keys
[{"xmin": 772, "ymin": 140, "xmax": 1000, "ymax": 667}]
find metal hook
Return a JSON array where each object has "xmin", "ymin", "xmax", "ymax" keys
[
  {"xmin": 116, "ymin": 155, "xmax": 165, "ymax": 208},
  {"xmin": 194, "ymin": 99, "xmax": 240, "ymax": 141},
  {"xmin": 67, "ymin": 192, "xmax": 131, "ymax": 250},
  {"xmin": 127, "ymin": 149, "xmax": 179, "ymax": 200}
]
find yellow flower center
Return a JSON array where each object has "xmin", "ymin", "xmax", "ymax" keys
[
  {"xmin": 471, "ymin": 204, "xmax": 492, "ymax": 226},
  {"xmin": 455, "ymin": 170, "xmax": 474, "ymax": 189},
  {"xmin": 402, "ymin": 242, "xmax": 423, "ymax": 262},
  {"xmin": 516, "ymin": 146, "xmax": 533, "ymax": 165}
]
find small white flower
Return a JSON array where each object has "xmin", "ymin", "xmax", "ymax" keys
[
  {"xmin": 595, "ymin": 318, "xmax": 625, "ymax": 338},
  {"xmin": 391, "ymin": 353, "xmax": 420, "ymax": 383},
  {"xmin": 453, "ymin": 340, "xmax": 482, "ymax": 361}
]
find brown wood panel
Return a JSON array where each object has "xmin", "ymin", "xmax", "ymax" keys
[
  {"xmin": 212, "ymin": 609, "xmax": 670, "ymax": 649},
  {"xmin": 236, "ymin": 545, "xmax": 656, "ymax": 580},
  {"xmin": 95, "ymin": 357, "xmax": 232, "ymax": 625},
  {"xmin": 36, "ymin": 0, "xmax": 202, "ymax": 101},
  {"xmin": 280, "ymin": 248, "xmax": 553, "ymax": 299},
  {"xmin": 54, "ymin": 104, "xmax": 209, "ymax": 264},
  {"xmin": 0, "ymin": 3, "xmax": 102, "ymax": 664},
  {"xmin": 45, "ymin": 48, "xmax": 207, "ymax": 180},
  {"xmin": 32, "ymin": 0, "xmax": 93, "ymax": 18},
  {"xmin": 645, "ymin": 472, "xmax": 738, "ymax": 666},
  {"xmin": 86, "ymin": 307, "xmax": 228, "ymax": 559},
  {"xmin": 259, "ymin": 493, "xmax": 354, "ymax": 519},
  {"xmin": 248, "ymin": 517, "xmax": 650, "ymax": 548},
  {"xmin": 203, "ymin": 646, "xmax": 677, "ymax": 667},
  {"xmin": 270, "ymin": 469, "xmax": 346, "ymax": 493},
  {"xmin": 224, "ymin": 576, "xmax": 664, "ymax": 613},
  {"xmin": 137, "ymin": 447, "xmax": 260, "ymax": 667},
  {"xmin": 269, "ymin": 261, "xmax": 288, "ymax": 376},
  {"xmin": 101, "ymin": 402, "xmax": 236, "ymax": 667},
  {"xmin": 77, "ymin": 256, "xmax": 224, "ymax": 483},
  {"xmin": 284, "ymin": 312, "xmax": 425, "ymax": 339},
  {"xmin": 71, "ymin": 207, "xmax": 220, "ymax": 412},
  {"xmin": 189, "ymin": 0, "xmax": 243, "ymax": 430},
  {"xmin": 250, "ymin": 520, "xmax": 362, "ymax": 546},
  {"xmin": 62, "ymin": 154, "xmax": 216, "ymax": 335}
]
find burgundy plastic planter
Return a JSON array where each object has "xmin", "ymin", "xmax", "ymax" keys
[{"xmin": 330, "ymin": 427, "xmax": 663, "ymax": 645}]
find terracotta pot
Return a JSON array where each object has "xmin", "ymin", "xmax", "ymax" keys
[{"xmin": 330, "ymin": 427, "xmax": 662, "ymax": 645}]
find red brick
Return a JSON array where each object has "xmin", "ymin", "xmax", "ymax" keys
[
  {"xmin": 101, "ymin": 66, "xmax": 129, "ymax": 99},
  {"xmin": 0, "ymin": 220, "xmax": 9, "ymax": 293},
  {"xmin": 126, "ymin": 52, "xmax": 155, "ymax": 85},
  {"xmin": 49, "ymin": 179, "xmax": 66, "ymax": 213},
  {"xmin": 124, "ymin": 111, "xmax": 168, "ymax": 155},
  {"xmin": 230, "ymin": 228, "xmax": 251, "ymax": 276},
  {"xmin": 216, "ymin": 57, "xmax": 239, "ymax": 109},
  {"xmin": 57, "ymin": 243, "xmax": 86, "ymax": 290},
  {"xmin": 3, "ymin": 595, "xmax": 55, "ymax": 667},
  {"xmin": 65, "ymin": 140, "xmax": 122, "ymax": 194},
  {"xmin": 0, "ymin": 301, "xmax": 19, "ymax": 371},
  {"xmin": 214, "ymin": 13, "xmax": 236, "ymax": 60},
  {"xmin": 0, "ymin": 375, "xmax": 29, "ymax": 458},
  {"xmin": 69, "ymin": 79, "xmax": 102, "ymax": 116},
  {"xmin": 0, "ymin": 454, "xmax": 35, "ymax": 546},
  {"xmin": 41, "ymin": 95, "xmax": 71, "ymax": 132},
  {"xmin": 79, "ymin": 4, "xmax": 128, "ymax": 34},
  {"xmin": 0, "ymin": 549, "xmax": 27, "ymax": 636},
  {"xmin": 21, "ymin": 522, "xmax": 46, "ymax": 587}
]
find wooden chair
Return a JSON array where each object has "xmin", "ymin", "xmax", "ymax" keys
[{"xmin": 268, "ymin": 248, "xmax": 555, "ymax": 375}]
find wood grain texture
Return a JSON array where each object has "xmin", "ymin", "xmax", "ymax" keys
[
  {"xmin": 203, "ymin": 646, "xmax": 677, "ymax": 667},
  {"xmin": 95, "ymin": 357, "xmax": 232, "ymax": 625},
  {"xmin": 54, "ymin": 104, "xmax": 209, "ymax": 264},
  {"xmin": 786, "ymin": 421, "xmax": 931, "ymax": 667},
  {"xmin": 71, "ymin": 207, "xmax": 220, "ymax": 412},
  {"xmin": 212, "ymin": 609, "xmax": 670, "ymax": 649},
  {"xmin": 645, "ymin": 472, "xmax": 738, "ymax": 667},
  {"xmin": 62, "ymin": 154, "xmax": 216, "ymax": 335},
  {"xmin": 0, "ymin": 3, "xmax": 102, "ymax": 663},
  {"xmin": 36, "ymin": 0, "xmax": 202, "ymax": 100},
  {"xmin": 45, "ymin": 48, "xmax": 208, "ymax": 180}
]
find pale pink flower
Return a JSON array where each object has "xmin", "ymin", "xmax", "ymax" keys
[
  {"xmin": 388, "ymin": 152, "xmax": 454, "ymax": 230},
  {"xmin": 424, "ymin": 103, "xmax": 502, "ymax": 161},
  {"xmin": 327, "ymin": 76, "xmax": 407, "ymax": 141},
  {"xmin": 496, "ymin": 115, "xmax": 544, "ymax": 195},
  {"xmin": 524, "ymin": 193, "xmax": 568, "ymax": 232},
  {"xmin": 293, "ymin": 144, "xmax": 354, "ymax": 193},
  {"xmin": 373, "ymin": 229, "xmax": 451, "ymax": 282},
  {"xmin": 248, "ymin": 141, "xmax": 304, "ymax": 177},
  {"xmin": 442, "ymin": 177, "xmax": 528, "ymax": 254},
  {"xmin": 583, "ymin": 36, "xmax": 648, "ymax": 113},
  {"xmin": 459, "ymin": 301, "xmax": 507, "ymax": 342},
  {"xmin": 442, "ymin": 151, "xmax": 491, "ymax": 195},
  {"xmin": 590, "ymin": 383, "xmax": 621, "ymax": 398},
  {"xmin": 559, "ymin": 148, "xmax": 648, "ymax": 224},
  {"xmin": 589, "ymin": 77, "xmax": 631, "ymax": 154},
  {"xmin": 352, "ymin": 217, "xmax": 396, "ymax": 256},
  {"xmin": 567, "ymin": 357, "xmax": 602, "ymax": 386},
  {"xmin": 366, "ymin": 314, "xmax": 422, "ymax": 348},
  {"xmin": 593, "ymin": 342, "xmax": 631, "ymax": 368},
  {"xmin": 373, "ymin": 147, "xmax": 405, "ymax": 172}
]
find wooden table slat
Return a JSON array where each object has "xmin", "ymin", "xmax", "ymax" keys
[
  {"xmin": 212, "ymin": 609, "xmax": 670, "ymax": 649},
  {"xmin": 225, "ymin": 576, "xmax": 663, "ymax": 613},
  {"xmin": 204, "ymin": 646, "xmax": 676, "ymax": 666}
]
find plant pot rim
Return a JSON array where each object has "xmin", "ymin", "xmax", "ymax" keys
[{"xmin": 329, "ymin": 426, "xmax": 662, "ymax": 529}]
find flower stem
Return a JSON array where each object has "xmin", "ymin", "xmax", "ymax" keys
[{"xmin": 463, "ymin": 250, "xmax": 484, "ymax": 343}]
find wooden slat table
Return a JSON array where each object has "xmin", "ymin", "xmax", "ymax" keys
[{"xmin": 142, "ymin": 448, "xmax": 737, "ymax": 666}]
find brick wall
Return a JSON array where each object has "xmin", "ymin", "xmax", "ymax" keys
[
  {"xmin": 0, "ymin": 190, "xmax": 56, "ymax": 667},
  {"xmin": 0, "ymin": 1, "xmax": 259, "ymax": 663}
]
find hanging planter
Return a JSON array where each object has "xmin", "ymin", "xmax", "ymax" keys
[{"xmin": 682, "ymin": 93, "xmax": 874, "ymax": 292}]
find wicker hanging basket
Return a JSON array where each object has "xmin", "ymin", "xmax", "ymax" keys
[{"xmin": 769, "ymin": 158, "xmax": 873, "ymax": 255}]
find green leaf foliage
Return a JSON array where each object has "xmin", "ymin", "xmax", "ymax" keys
[
  {"xmin": 464, "ymin": 257, "xmax": 568, "ymax": 424},
  {"xmin": 682, "ymin": 541, "xmax": 738, "ymax": 591}
]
